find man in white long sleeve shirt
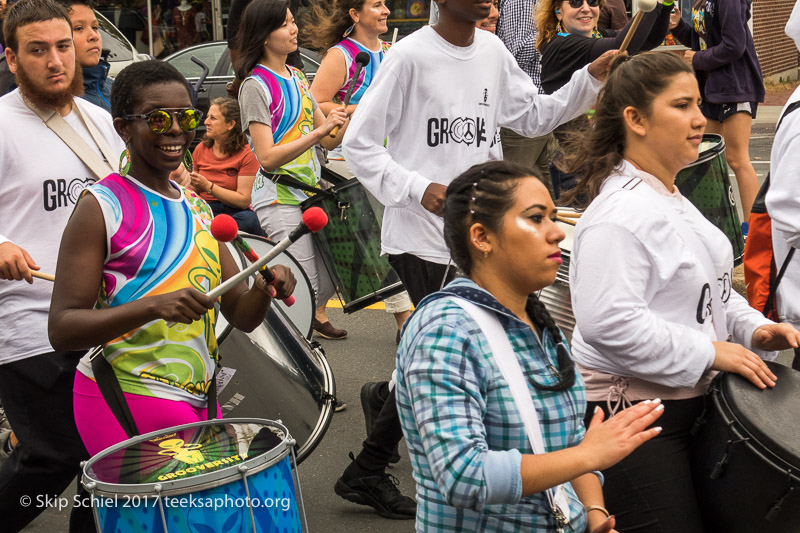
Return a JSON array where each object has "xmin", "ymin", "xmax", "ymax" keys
[
  {"xmin": 336, "ymin": 0, "xmax": 613, "ymax": 519},
  {"xmin": 765, "ymin": 0, "xmax": 800, "ymax": 370}
]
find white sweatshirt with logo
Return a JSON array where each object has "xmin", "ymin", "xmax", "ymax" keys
[
  {"xmin": 343, "ymin": 25, "xmax": 602, "ymax": 264},
  {"xmin": 570, "ymin": 162, "xmax": 773, "ymax": 401}
]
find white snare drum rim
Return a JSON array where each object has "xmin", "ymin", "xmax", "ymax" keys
[
  {"xmin": 216, "ymin": 233, "xmax": 316, "ymax": 341},
  {"xmin": 82, "ymin": 418, "xmax": 294, "ymax": 498}
]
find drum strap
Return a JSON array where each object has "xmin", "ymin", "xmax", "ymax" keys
[
  {"xmin": 621, "ymin": 175, "xmax": 729, "ymax": 341},
  {"xmin": 90, "ymin": 354, "xmax": 219, "ymax": 439},
  {"xmin": 449, "ymin": 297, "xmax": 572, "ymax": 529},
  {"xmin": 91, "ymin": 351, "xmax": 140, "ymax": 438},
  {"xmin": 260, "ymin": 169, "xmax": 335, "ymax": 199}
]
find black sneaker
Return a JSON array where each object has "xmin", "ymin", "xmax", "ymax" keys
[
  {"xmin": 334, "ymin": 471, "xmax": 416, "ymax": 520},
  {"xmin": 360, "ymin": 382, "xmax": 401, "ymax": 463}
]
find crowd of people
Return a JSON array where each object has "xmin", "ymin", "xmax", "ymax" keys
[{"xmin": 0, "ymin": 0, "xmax": 797, "ymax": 531}]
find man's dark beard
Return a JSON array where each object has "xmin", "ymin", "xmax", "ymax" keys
[{"xmin": 16, "ymin": 60, "xmax": 84, "ymax": 111}]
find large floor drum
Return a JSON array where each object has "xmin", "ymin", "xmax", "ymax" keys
[
  {"xmin": 215, "ymin": 304, "xmax": 336, "ymax": 465},
  {"xmin": 691, "ymin": 361, "xmax": 800, "ymax": 532},
  {"xmin": 675, "ymin": 133, "xmax": 745, "ymax": 265},
  {"xmin": 302, "ymin": 179, "xmax": 404, "ymax": 313}
]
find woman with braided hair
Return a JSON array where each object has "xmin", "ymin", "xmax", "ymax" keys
[{"xmin": 394, "ymin": 160, "xmax": 665, "ymax": 532}]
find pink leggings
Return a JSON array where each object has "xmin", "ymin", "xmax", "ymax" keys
[{"xmin": 74, "ymin": 371, "xmax": 222, "ymax": 457}]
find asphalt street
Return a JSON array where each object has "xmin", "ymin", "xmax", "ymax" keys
[{"xmin": 22, "ymin": 113, "xmax": 790, "ymax": 532}]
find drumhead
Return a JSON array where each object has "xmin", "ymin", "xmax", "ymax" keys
[
  {"xmin": 82, "ymin": 418, "xmax": 292, "ymax": 496},
  {"xmin": 719, "ymin": 361, "xmax": 800, "ymax": 470},
  {"xmin": 691, "ymin": 133, "xmax": 725, "ymax": 166},
  {"xmin": 216, "ymin": 305, "xmax": 336, "ymax": 465},
  {"xmin": 217, "ymin": 233, "xmax": 316, "ymax": 341}
]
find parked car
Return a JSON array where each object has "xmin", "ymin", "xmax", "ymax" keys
[
  {"xmin": 164, "ymin": 41, "xmax": 321, "ymax": 142},
  {"xmin": 96, "ymin": 11, "xmax": 151, "ymax": 77}
]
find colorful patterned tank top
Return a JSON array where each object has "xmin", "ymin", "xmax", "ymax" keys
[
  {"xmin": 331, "ymin": 38, "xmax": 390, "ymax": 106},
  {"xmin": 77, "ymin": 174, "xmax": 221, "ymax": 407},
  {"xmin": 248, "ymin": 64, "xmax": 321, "ymax": 207}
]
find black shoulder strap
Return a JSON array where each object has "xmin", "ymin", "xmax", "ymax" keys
[
  {"xmin": 90, "ymin": 350, "xmax": 140, "ymax": 438},
  {"xmin": 761, "ymin": 100, "xmax": 800, "ymax": 317}
]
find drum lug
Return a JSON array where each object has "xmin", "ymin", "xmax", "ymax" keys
[
  {"xmin": 711, "ymin": 437, "xmax": 748, "ymax": 479},
  {"xmin": 765, "ymin": 473, "xmax": 798, "ymax": 522},
  {"xmin": 337, "ymin": 201, "xmax": 350, "ymax": 221}
]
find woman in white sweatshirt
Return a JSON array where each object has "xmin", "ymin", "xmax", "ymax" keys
[{"xmin": 561, "ymin": 51, "xmax": 800, "ymax": 532}]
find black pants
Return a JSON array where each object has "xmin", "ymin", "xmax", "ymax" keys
[
  {"xmin": 584, "ymin": 397, "xmax": 706, "ymax": 533},
  {"xmin": 0, "ymin": 351, "xmax": 94, "ymax": 532},
  {"xmin": 208, "ymin": 201, "xmax": 266, "ymax": 237},
  {"xmin": 352, "ymin": 254, "xmax": 455, "ymax": 473}
]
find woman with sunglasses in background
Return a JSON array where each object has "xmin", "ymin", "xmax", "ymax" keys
[
  {"xmin": 535, "ymin": 0, "xmax": 671, "ymax": 196},
  {"xmin": 395, "ymin": 160, "xmax": 665, "ymax": 532},
  {"xmin": 48, "ymin": 60, "xmax": 296, "ymax": 456},
  {"xmin": 536, "ymin": 0, "xmax": 671, "ymax": 95},
  {"xmin": 235, "ymin": 0, "xmax": 350, "ymax": 341}
]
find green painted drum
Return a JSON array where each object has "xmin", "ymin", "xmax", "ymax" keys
[
  {"xmin": 302, "ymin": 179, "xmax": 404, "ymax": 313},
  {"xmin": 675, "ymin": 133, "xmax": 745, "ymax": 265}
]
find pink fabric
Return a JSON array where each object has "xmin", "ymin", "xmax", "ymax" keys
[{"xmin": 73, "ymin": 371, "xmax": 222, "ymax": 457}]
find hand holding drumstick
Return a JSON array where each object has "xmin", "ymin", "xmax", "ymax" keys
[{"xmin": 329, "ymin": 52, "xmax": 371, "ymax": 138}]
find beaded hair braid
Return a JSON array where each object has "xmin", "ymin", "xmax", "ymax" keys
[{"xmin": 444, "ymin": 161, "xmax": 575, "ymax": 391}]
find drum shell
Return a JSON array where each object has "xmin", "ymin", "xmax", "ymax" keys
[
  {"xmin": 675, "ymin": 133, "xmax": 745, "ymax": 265},
  {"xmin": 691, "ymin": 366, "xmax": 800, "ymax": 532},
  {"xmin": 302, "ymin": 179, "xmax": 404, "ymax": 313},
  {"xmin": 216, "ymin": 305, "xmax": 336, "ymax": 464},
  {"xmin": 83, "ymin": 418, "xmax": 303, "ymax": 533}
]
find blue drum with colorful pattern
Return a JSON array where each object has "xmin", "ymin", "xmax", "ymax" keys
[{"xmin": 82, "ymin": 418, "xmax": 303, "ymax": 532}]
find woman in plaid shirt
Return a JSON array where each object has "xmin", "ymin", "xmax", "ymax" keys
[{"xmin": 395, "ymin": 161, "xmax": 664, "ymax": 531}]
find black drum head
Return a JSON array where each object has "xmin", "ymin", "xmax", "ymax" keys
[{"xmin": 720, "ymin": 361, "xmax": 800, "ymax": 469}]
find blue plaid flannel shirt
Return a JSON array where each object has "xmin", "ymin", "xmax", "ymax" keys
[{"xmin": 396, "ymin": 278, "xmax": 591, "ymax": 532}]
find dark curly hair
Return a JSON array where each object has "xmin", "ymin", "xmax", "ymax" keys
[
  {"xmin": 202, "ymin": 97, "xmax": 248, "ymax": 155},
  {"xmin": 110, "ymin": 60, "xmax": 192, "ymax": 119},
  {"xmin": 444, "ymin": 160, "xmax": 576, "ymax": 391}
]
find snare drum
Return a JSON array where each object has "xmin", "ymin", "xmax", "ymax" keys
[
  {"xmin": 82, "ymin": 418, "xmax": 305, "ymax": 533},
  {"xmin": 691, "ymin": 362, "xmax": 800, "ymax": 532},
  {"xmin": 537, "ymin": 207, "xmax": 577, "ymax": 342},
  {"xmin": 301, "ymin": 179, "xmax": 404, "ymax": 313},
  {"xmin": 219, "ymin": 233, "xmax": 316, "ymax": 341},
  {"xmin": 675, "ymin": 133, "xmax": 745, "ymax": 265}
]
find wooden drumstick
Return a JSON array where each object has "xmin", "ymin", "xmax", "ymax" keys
[
  {"xmin": 329, "ymin": 52, "xmax": 370, "ymax": 138},
  {"xmin": 558, "ymin": 211, "xmax": 582, "ymax": 218},
  {"xmin": 618, "ymin": 0, "xmax": 658, "ymax": 54},
  {"xmin": 556, "ymin": 216, "xmax": 577, "ymax": 226},
  {"xmin": 31, "ymin": 271, "xmax": 55, "ymax": 282}
]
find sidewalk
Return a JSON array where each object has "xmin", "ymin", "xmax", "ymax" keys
[{"xmin": 754, "ymin": 105, "xmax": 783, "ymax": 127}]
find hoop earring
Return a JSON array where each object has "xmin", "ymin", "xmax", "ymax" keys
[
  {"xmin": 343, "ymin": 24, "xmax": 355, "ymax": 38},
  {"xmin": 183, "ymin": 150, "xmax": 194, "ymax": 172},
  {"xmin": 119, "ymin": 147, "xmax": 131, "ymax": 177}
]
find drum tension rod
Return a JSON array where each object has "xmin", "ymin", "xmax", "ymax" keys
[{"xmin": 711, "ymin": 436, "xmax": 749, "ymax": 479}]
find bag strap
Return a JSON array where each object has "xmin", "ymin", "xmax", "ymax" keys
[
  {"xmin": 620, "ymin": 177, "xmax": 729, "ymax": 341},
  {"xmin": 89, "ymin": 348, "xmax": 140, "ymax": 438},
  {"xmin": 261, "ymin": 169, "xmax": 334, "ymax": 199},
  {"xmin": 22, "ymin": 96, "xmax": 115, "ymax": 181},
  {"xmin": 761, "ymin": 100, "xmax": 800, "ymax": 317},
  {"xmin": 449, "ymin": 297, "xmax": 571, "ymax": 525}
]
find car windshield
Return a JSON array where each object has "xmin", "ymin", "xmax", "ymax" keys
[
  {"xmin": 96, "ymin": 12, "xmax": 134, "ymax": 62},
  {"xmin": 167, "ymin": 43, "xmax": 228, "ymax": 79}
]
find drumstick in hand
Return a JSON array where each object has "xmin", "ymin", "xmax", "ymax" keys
[
  {"xmin": 618, "ymin": 0, "xmax": 658, "ymax": 54},
  {"xmin": 31, "ymin": 271, "xmax": 56, "ymax": 282},
  {"xmin": 209, "ymin": 214, "xmax": 295, "ymax": 306},
  {"xmin": 329, "ymin": 52, "xmax": 371, "ymax": 138}
]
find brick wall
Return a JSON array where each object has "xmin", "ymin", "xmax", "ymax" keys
[{"xmin": 753, "ymin": 0, "xmax": 799, "ymax": 78}]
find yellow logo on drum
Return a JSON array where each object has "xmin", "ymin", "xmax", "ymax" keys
[{"xmin": 157, "ymin": 439, "xmax": 205, "ymax": 465}]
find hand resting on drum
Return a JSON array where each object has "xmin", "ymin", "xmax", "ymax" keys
[{"xmin": 711, "ymin": 341, "xmax": 778, "ymax": 389}]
